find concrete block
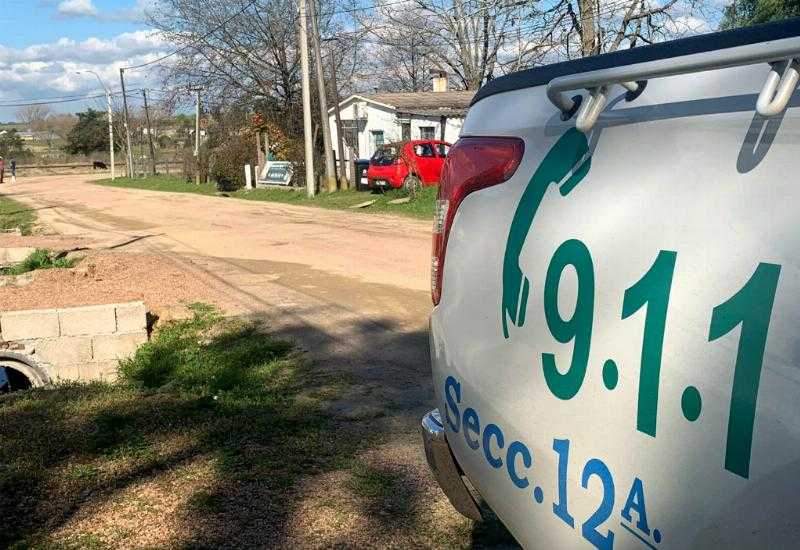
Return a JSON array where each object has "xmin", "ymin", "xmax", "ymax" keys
[
  {"xmin": 80, "ymin": 360, "xmax": 118, "ymax": 381},
  {"xmin": 52, "ymin": 363, "xmax": 82, "ymax": 382},
  {"xmin": 59, "ymin": 304, "xmax": 117, "ymax": 336},
  {"xmin": 7, "ymin": 247, "xmax": 35, "ymax": 263},
  {"xmin": 35, "ymin": 337, "xmax": 93, "ymax": 365},
  {"xmin": 1, "ymin": 309, "xmax": 59, "ymax": 340},
  {"xmin": 0, "ymin": 247, "xmax": 35, "ymax": 265},
  {"xmin": 92, "ymin": 333, "xmax": 147, "ymax": 361},
  {"xmin": 115, "ymin": 302, "xmax": 147, "ymax": 334}
]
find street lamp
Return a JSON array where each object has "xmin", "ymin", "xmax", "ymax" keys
[{"xmin": 76, "ymin": 70, "xmax": 115, "ymax": 180}]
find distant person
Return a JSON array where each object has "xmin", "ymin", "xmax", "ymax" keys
[
  {"xmin": 10, "ymin": 158, "xmax": 16, "ymax": 184},
  {"xmin": 0, "ymin": 156, "xmax": 5, "ymax": 184}
]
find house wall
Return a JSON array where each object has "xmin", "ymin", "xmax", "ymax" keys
[{"xmin": 329, "ymin": 99, "xmax": 465, "ymax": 166}]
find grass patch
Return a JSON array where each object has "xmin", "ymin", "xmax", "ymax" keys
[
  {"xmin": 0, "ymin": 304, "xmax": 352, "ymax": 548},
  {"xmin": 348, "ymin": 460, "xmax": 402, "ymax": 501},
  {"xmin": 96, "ymin": 175, "xmax": 437, "ymax": 219},
  {"xmin": 2, "ymin": 248, "xmax": 78, "ymax": 276},
  {"xmin": 0, "ymin": 194, "xmax": 36, "ymax": 235}
]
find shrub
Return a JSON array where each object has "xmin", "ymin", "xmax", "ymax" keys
[
  {"xmin": 182, "ymin": 146, "xmax": 211, "ymax": 184},
  {"xmin": 210, "ymin": 134, "xmax": 256, "ymax": 192}
]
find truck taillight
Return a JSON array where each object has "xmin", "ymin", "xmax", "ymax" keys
[{"xmin": 431, "ymin": 137, "xmax": 525, "ymax": 304}]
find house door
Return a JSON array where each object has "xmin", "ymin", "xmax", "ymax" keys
[{"xmin": 401, "ymin": 123, "xmax": 411, "ymax": 141}]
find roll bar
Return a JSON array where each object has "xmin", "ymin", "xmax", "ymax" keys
[{"xmin": 548, "ymin": 36, "xmax": 800, "ymax": 132}]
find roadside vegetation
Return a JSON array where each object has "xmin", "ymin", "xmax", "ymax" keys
[
  {"xmin": 0, "ymin": 305, "xmax": 323, "ymax": 547},
  {"xmin": 0, "ymin": 304, "xmax": 512, "ymax": 547},
  {"xmin": 2, "ymin": 248, "xmax": 77, "ymax": 276},
  {"xmin": 0, "ymin": 194, "xmax": 36, "ymax": 235},
  {"xmin": 96, "ymin": 176, "xmax": 437, "ymax": 219}
]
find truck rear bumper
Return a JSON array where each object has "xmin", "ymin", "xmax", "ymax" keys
[{"xmin": 420, "ymin": 408, "xmax": 482, "ymax": 521}]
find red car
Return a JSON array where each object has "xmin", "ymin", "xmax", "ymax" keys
[{"xmin": 367, "ymin": 140, "xmax": 451, "ymax": 190}]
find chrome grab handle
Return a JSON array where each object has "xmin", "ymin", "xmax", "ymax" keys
[
  {"xmin": 756, "ymin": 59, "xmax": 800, "ymax": 117},
  {"xmin": 547, "ymin": 36, "xmax": 800, "ymax": 132},
  {"xmin": 575, "ymin": 86, "xmax": 609, "ymax": 133}
]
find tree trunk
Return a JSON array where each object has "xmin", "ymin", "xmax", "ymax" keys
[{"xmin": 578, "ymin": 0, "xmax": 597, "ymax": 56}]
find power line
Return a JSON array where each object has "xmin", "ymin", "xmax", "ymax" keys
[
  {"xmin": 0, "ymin": 91, "xmax": 127, "ymax": 108},
  {"xmin": 121, "ymin": 0, "xmax": 260, "ymax": 71}
]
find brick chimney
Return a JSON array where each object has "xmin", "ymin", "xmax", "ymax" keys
[{"xmin": 431, "ymin": 69, "xmax": 448, "ymax": 92}]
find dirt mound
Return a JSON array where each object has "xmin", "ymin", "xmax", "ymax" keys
[{"xmin": 0, "ymin": 249, "xmax": 231, "ymax": 320}]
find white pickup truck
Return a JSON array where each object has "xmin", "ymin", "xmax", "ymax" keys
[{"xmin": 421, "ymin": 19, "xmax": 800, "ymax": 549}]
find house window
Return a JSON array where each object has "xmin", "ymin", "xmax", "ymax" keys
[
  {"xmin": 371, "ymin": 130, "xmax": 384, "ymax": 148},
  {"xmin": 420, "ymin": 126, "xmax": 436, "ymax": 140}
]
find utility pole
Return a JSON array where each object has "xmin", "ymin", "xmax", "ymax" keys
[
  {"xmin": 119, "ymin": 68, "xmax": 134, "ymax": 178},
  {"xmin": 190, "ymin": 87, "xmax": 203, "ymax": 185},
  {"xmin": 328, "ymin": 50, "xmax": 347, "ymax": 189},
  {"xmin": 299, "ymin": 0, "xmax": 315, "ymax": 196},
  {"xmin": 77, "ymin": 70, "xmax": 115, "ymax": 180},
  {"xmin": 106, "ymin": 89, "xmax": 115, "ymax": 180},
  {"xmin": 142, "ymin": 89, "xmax": 157, "ymax": 175},
  {"xmin": 307, "ymin": 0, "xmax": 336, "ymax": 192}
]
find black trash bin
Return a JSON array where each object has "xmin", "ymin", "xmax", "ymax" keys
[{"xmin": 354, "ymin": 160, "xmax": 370, "ymax": 191}]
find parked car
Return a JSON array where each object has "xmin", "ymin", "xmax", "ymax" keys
[
  {"xmin": 367, "ymin": 140, "xmax": 450, "ymax": 191},
  {"xmin": 421, "ymin": 19, "xmax": 800, "ymax": 549}
]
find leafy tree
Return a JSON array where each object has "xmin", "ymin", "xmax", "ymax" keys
[
  {"xmin": 65, "ymin": 109, "xmax": 108, "ymax": 155},
  {"xmin": 0, "ymin": 129, "xmax": 32, "ymax": 160},
  {"xmin": 721, "ymin": 0, "xmax": 800, "ymax": 29}
]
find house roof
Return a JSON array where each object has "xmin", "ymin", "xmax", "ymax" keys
[{"xmin": 333, "ymin": 90, "xmax": 476, "ymax": 117}]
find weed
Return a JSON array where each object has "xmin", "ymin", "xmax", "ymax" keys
[{"xmin": 2, "ymin": 249, "xmax": 78, "ymax": 276}]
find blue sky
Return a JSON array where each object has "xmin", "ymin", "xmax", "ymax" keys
[
  {"xmin": 0, "ymin": 0, "xmax": 167, "ymax": 121},
  {"xmin": 2, "ymin": 0, "xmax": 144, "ymax": 49}
]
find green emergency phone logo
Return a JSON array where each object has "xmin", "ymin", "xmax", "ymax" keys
[
  {"xmin": 502, "ymin": 128, "xmax": 592, "ymax": 338},
  {"xmin": 499, "ymin": 127, "xmax": 780, "ymax": 480}
]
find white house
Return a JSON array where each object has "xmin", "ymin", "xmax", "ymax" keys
[{"xmin": 328, "ymin": 87, "xmax": 474, "ymax": 161}]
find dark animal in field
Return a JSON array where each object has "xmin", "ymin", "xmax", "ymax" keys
[{"xmin": 93, "ymin": 161, "xmax": 108, "ymax": 170}]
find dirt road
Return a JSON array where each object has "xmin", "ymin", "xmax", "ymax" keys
[{"xmin": 2, "ymin": 175, "xmax": 516, "ymax": 548}]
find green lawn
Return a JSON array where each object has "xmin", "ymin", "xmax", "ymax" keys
[
  {"xmin": 0, "ymin": 194, "xmax": 36, "ymax": 235},
  {"xmin": 96, "ymin": 176, "xmax": 437, "ymax": 219}
]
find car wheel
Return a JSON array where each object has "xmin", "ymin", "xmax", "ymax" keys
[{"xmin": 403, "ymin": 174, "xmax": 421, "ymax": 195}]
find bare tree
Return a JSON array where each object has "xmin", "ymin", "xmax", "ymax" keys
[
  {"xmin": 364, "ymin": 11, "xmax": 438, "ymax": 92},
  {"xmin": 373, "ymin": 0, "xmax": 519, "ymax": 90},
  {"xmin": 17, "ymin": 105, "xmax": 52, "ymax": 131},
  {"xmin": 537, "ymin": 0, "xmax": 694, "ymax": 58},
  {"xmin": 46, "ymin": 114, "xmax": 78, "ymax": 140},
  {"xmin": 361, "ymin": 0, "xmax": 705, "ymax": 89},
  {"xmin": 148, "ymin": 0, "xmax": 345, "ymax": 108}
]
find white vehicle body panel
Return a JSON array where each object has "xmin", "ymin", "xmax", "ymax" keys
[{"xmin": 430, "ymin": 54, "xmax": 800, "ymax": 549}]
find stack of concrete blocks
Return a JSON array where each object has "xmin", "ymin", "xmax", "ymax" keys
[{"xmin": 0, "ymin": 301, "xmax": 147, "ymax": 383}]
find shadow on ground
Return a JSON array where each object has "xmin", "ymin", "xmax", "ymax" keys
[{"xmin": 0, "ymin": 308, "xmax": 518, "ymax": 549}]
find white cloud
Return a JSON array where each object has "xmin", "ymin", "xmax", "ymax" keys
[
  {"xmin": 0, "ymin": 30, "xmax": 171, "ymax": 120},
  {"xmin": 52, "ymin": 0, "xmax": 156, "ymax": 22},
  {"xmin": 57, "ymin": 0, "xmax": 98, "ymax": 18}
]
